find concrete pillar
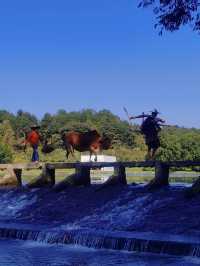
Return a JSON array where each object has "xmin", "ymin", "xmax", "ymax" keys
[
  {"xmin": 96, "ymin": 163, "xmax": 127, "ymax": 191},
  {"xmin": 147, "ymin": 162, "xmax": 169, "ymax": 190},
  {"xmin": 27, "ymin": 165, "xmax": 55, "ymax": 188},
  {"xmin": 53, "ymin": 165, "xmax": 91, "ymax": 192},
  {"xmin": 185, "ymin": 176, "xmax": 200, "ymax": 198},
  {"xmin": 75, "ymin": 165, "xmax": 91, "ymax": 186},
  {"xmin": 13, "ymin": 169, "xmax": 22, "ymax": 186},
  {"xmin": 113, "ymin": 164, "xmax": 127, "ymax": 185},
  {"xmin": 45, "ymin": 167, "xmax": 55, "ymax": 186}
]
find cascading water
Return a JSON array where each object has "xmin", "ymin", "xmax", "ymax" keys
[
  {"xmin": 0, "ymin": 184, "xmax": 200, "ymax": 261},
  {"xmin": 0, "ymin": 225, "xmax": 200, "ymax": 258}
]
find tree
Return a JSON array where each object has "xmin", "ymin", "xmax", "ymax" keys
[
  {"xmin": 0, "ymin": 143, "xmax": 13, "ymax": 163},
  {"xmin": 0, "ymin": 120, "xmax": 14, "ymax": 162},
  {"xmin": 0, "ymin": 110, "xmax": 15, "ymax": 127},
  {"xmin": 156, "ymin": 126, "xmax": 200, "ymax": 161},
  {"xmin": 0, "ymin": 120, "xmax": 16, "ymax": 146},
  {"xmin": 138, "ymin": 0, "xmax": 200, "ymax": 33},
  {"xmin": 14, "ymin": 110, "xmax": 38, "ymax": 134}
]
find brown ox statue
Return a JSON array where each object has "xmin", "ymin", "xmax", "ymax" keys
[{"xmin": 61, "ymin": 130, "xmax": 111, "ymax": 161}]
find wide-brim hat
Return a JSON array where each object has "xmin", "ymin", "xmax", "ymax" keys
[
  {"xmin": 30, "ymin": 124, "xmax": 40, "ymax": 129},
  {"xmin": 151, "ymin": 109, "xmax": 160, "ymax": 115}
]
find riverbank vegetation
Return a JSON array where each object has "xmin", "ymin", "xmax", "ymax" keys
[{"xmin": 0, "ymin": 109, "xmax": 200, "ymax": 164}]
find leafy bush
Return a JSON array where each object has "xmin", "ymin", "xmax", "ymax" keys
[{"xmin": 0, "ymin": 143, "xmax": 13, "ymax": 163}]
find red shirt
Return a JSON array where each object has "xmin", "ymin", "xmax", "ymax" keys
[{"xmin": 25, "ymin": 130, "xmax": 40, "ymax": 145}]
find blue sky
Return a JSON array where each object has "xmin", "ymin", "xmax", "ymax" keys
[{"xmin": 0, "ymin": 0, "xmax": 199, "ymax": 127}]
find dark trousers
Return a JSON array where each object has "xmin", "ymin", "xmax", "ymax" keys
[{"xmin": 31, "ymin": 144, "xmax": 39, "ymax": 162}]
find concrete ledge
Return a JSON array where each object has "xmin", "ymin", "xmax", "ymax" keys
[
  {"xmin": 0, "ymin": 163, "xmax": 43, "ymax": 170},
  {"xmin": 0, "ymin": 224, "xmax": 200, "ymax": 257}
]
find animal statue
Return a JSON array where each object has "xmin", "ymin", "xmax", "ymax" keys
[{"xmin": 61, "ymin": 130, "xmax": 111, "ymax": 161}]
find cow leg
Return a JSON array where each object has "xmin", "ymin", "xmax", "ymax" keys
[
  {"xmin": 71, "ymin": 146, "xmax": 75, "ymax": 157},
  {"xmin": 69, "ymin": 145, "xmax": 75, "ymax": 158},
  {"xmin": 89, "ymin": 151, "xmax": 93, "ymax": 161},
  {"xmin": 94, "ymin": 152, "xmax": 97, "ymax": 162},
  {"xmin": 89, "ymin": 151, "xmax": 97, "ymax": 162},
  {"xmin": 66, "ymin": 144, "xmax": 73, "ymax": 159},
  {"xmin": 66, "ymin": 150, "xmax": 69, "ymax": 159}
]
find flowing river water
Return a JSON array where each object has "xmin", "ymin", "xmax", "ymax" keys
[
  {"xmin": 0, "ymin": 239, "xmax": 200, "ymax": 266},
  {"xmin": 0, "ymin": 181, "xmax": 200, "ymax": 265}
]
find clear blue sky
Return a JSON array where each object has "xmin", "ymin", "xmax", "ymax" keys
[{"xmin": 0, "ymin": 0, "xmax": 199, "ymax": 127}]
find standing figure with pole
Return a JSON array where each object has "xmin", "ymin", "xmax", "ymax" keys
[{"xmin": 129, "ymin": 109, "xmax": 165, "ymax": 160}]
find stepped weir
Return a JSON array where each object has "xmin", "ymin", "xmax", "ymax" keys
[
  {"xmin": 0, "ymin": 160, "xmax": 200, "ymax": 259},
  {"xmin": 0, "ymin": 225, "xmax": 200, "ymax": 258}
]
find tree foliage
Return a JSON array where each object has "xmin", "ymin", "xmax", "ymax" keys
[
  {"xmin": 0, "ymin": 109, "xmax": 200, "ymax": 162},
  {"xmin": 157, "ymin": 126, "xmax": 200, "ymax": 160},
  {"xmin": 0, "ymin": 120, "xmax": 14, "ymax": 163},
  {"xmin": 0, "ymin": 143, "xmax": 13, "ymax": 163},
  {"xmin": 138, "ymin": 0, "xmax": 200, "ymax": 33}
]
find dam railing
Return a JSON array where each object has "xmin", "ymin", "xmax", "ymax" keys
[{"xmin": 0, "ymin": 160, "xmax": 200, "ymax": 193}]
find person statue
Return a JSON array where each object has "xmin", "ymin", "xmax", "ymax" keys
[{"xmin": 130, "ymin": 109, "xmax": 165, "ymax": 159}]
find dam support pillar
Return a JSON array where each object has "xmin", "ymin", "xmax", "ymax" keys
[
  {"xmin": 53, "ymin": 165, "xmax": 91, "ymax": 192},
  {"xmin": 45, "ymin": 167, "xmax": 56, "ymax": 186},
  {"xmin": 185, "ymin": 177, "xmax": 200, "ymax": 198},
  {"xmin": 74, "ymin": 165, "xmax": 91, "ymax": 186},
  {"xmin": 27, "ymin": 165, "xmax": 55, "ymax": 188},
  {"xmin": 113, "ymin": 164, "xmax": 127, "ymax": 185},
  {"xmin": 147, "ymin": 162, "xmax": 169, "ymax": 190},
  {"xmin": 13, "ymin": 169, "xmax": 22, "ymax": 186},
  {"xmin": 97, "ymin": 163, "xmax": 127, "ymax": 191}
]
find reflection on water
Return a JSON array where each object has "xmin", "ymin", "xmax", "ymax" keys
[{"xmin": 0, "ymin": 239, "xmax": 200, "ymax": 266}]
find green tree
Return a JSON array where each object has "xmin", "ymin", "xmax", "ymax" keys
[
  {"xmin": 0, "ymin": 110, "xmax": 15, "ymax": 127},
  {"xmin": 0, "ymin": 120, "xmax": 16, "ymax": 146},
  {"xmin": 139, "ymin": 0, "xmax": 200, "ymax": 33},
  {"xmin": 156, "ymin": 127, "xmax": 200, "ymax": 161},
  {"xmin": 13, "ymin": 110, "xmax": 38, "ymax": 134},
  {"xmin": 0, "ymin": 143, "xmax": 13, "ymax": 163}
]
